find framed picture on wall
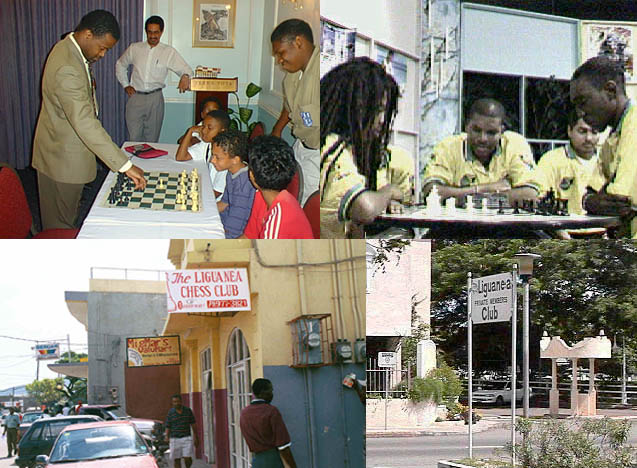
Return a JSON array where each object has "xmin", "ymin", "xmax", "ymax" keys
[
  {"xmin": 192, "ymin": 0, "xmax": 236, "ymax": 48},
  {"xmin": 581, "ymin": 21, "xmax": 636, "ymax": 84}
]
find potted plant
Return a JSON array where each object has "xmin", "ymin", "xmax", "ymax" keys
[{"xmin": 228, "ymin": 82, "xmax": 263, "ymax": 133}]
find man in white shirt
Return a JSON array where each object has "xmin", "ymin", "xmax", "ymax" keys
[{"xmin": 116, "ymin": 15, "xmax": 192, "ymax": 142}]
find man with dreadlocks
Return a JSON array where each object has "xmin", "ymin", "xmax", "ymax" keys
[
  {"xmin": 422, "ymin": 98, "xmax": 541, "ymax": 206},
  {"xmin": 320, "ymin": 57, "xmax": 406, "ymax": 238}
]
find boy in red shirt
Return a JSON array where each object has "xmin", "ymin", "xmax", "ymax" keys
[{"xmin": 241, "ymin": 136, "xmax": 314, "ymax": 239}]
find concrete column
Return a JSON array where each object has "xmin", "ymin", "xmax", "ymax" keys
[
  {"xmin": 417, "ymin": 339, "xmax": 437, "ymax": 377},
  {"xmin": 589, "ymin": 358, "xmax": 596, "ymax": 416},
  {"xmin": 549, "ymin": 358, "xmax": 559, "ymax": 416},
  {"xmin": 571, "ymin": 358, "xmax": 578, "ymax": 416}
]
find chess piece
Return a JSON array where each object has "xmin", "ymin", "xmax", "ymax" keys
[
  {"xmin": 497, "ymin": 199, "xmax": 504, "ymax": 214},
  {"xmin": 445, "ymin": 196, "xmax": 456, "ymax": 214},
  {"xmin": 159, "ymin": 179, "xmax": 165, "ymax": 190},
  {"xmin": 426, "ymin": 185, "xmax": 442, "ymax": 215},
  {"xmin": 466, "ymin": 195, "xmax": 474, "ymax": 214},
  {"xmin": 481, "ymin": 197, "xmax": 488, "ymax": 213},
  {"xmin": 513, "ymin": 201, "xmax": 520, "ymax": 215}
]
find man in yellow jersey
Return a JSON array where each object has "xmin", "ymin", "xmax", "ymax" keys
[
  {"xmin": 536, "ymin": 112, "xmax": 605, "ymax": 214},
  {"xmin": 571, "ymin": 56, "xmax": 636, "ymax": 236},
  {"xmin": 377, "ymin": 145, "xmax": 415, "ymax": 203},
  {"xmin": 423, "ymin": 98, "xmax": 541, "ymax": 206}
]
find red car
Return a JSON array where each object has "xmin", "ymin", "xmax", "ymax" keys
[{"xmin": 34, "ymin": 420, "xmax": 158, "ymax": 467}]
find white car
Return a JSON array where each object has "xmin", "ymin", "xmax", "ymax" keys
[{"xmin": 472, "ymin": 381, "xmax": 530, "ymax": 405}]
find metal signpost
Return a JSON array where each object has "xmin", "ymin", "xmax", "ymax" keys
[
  {"xmin": 467, "ymin": 269, "xmax": 517, "ymax": 465},
  {"xmin": 378, "ymin": 351, "xmax": 397, "ymax": 430}
]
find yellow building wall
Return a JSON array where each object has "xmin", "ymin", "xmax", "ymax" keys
[{"xmin": 165, "ymin": 240, "xmax": 365, "ymax": 390}]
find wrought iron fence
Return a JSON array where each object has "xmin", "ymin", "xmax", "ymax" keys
[{"xmin": 366, "ymin": 357, "xmax": 411, "ymax": 399}]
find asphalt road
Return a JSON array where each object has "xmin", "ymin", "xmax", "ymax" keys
[
  {"xmin": 367, "ymin": 420, "xmax": 637, "ymax": 468},
  {"xmin": 0, "ymin": 434, "xmax": 16, "ymax": 468}
]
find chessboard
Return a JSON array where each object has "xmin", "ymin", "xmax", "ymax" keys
[{"xmin": 101, "ymin": 170, "xmax": 202, "ymax": 212}]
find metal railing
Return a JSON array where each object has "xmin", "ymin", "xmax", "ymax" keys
[
  {"xmin": 366, "ymin": 358, "xmax": 411, "ymax": 399},
  {"xmin": 462, "ymin": 379, "xmax": 637, "ymax": 406},
  {"xmin": 90, "ymin": 267, "xmax": 165, "ymax": 281}
]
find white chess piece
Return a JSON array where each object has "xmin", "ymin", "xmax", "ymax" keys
[
  {"xmin": 426, "ymin": 185, "xmax": 442, "ymax": 215},
  {"xmin": 466, "ymin": 195, "xmax": 474, "ymax": 215},
  {"xmin": 481, "ymin": 197, "xmax": 489, "ymax": 214},
  {"xmin": 445, "ymin": 196, "xmax": 456, "ymax": 214}
]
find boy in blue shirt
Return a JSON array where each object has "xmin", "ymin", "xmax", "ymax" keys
[{"xmin": 211, "ymin": 129, "xmax": 256, "ymax": 238}]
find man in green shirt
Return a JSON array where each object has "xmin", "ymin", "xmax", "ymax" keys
[{"xmin": 3, "ymin": 407, "xmax": 21, "ymax": 457}]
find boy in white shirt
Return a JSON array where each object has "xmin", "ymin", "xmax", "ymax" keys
[{"xmin": 176, "ymin": 109, "xmax": 229, "ymax": 198}]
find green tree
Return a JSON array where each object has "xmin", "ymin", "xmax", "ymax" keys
[
  {"xmin": 55, "ymin": 352, "xmax": 88, "ymax": 402},
  {"xmin": 431, "ymin": 240, "xmax": 637, "ymax": 377},
  {"xmin": 26, "ymin": 378, "xmax": 64, "ymax": 406}
]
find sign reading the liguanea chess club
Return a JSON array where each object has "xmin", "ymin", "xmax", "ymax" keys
[
  {"xmin": 378, "ymin": 352, "xmax": 397, "ymax": 367},
  {"xmin": 166, "ymin": 268, "xmax": 251, "ymax": 314},
  {"xmin": 126, "ymin": 336, "xmax": 181, "ymax": 367},
  {"xmin": 35, "ymin": 343, "xmax": 60, "ymax": 360},
  {"xmin": 471, "ymin": 272, "xmax": 514, "ymax": 324}
]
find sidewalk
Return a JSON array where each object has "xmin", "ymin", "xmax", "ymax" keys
[{"xmin": 367, "ymin": 417, "xmax": 508, "ymax": 438}]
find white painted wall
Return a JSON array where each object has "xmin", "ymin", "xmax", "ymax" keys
[{"xmin": 321, "ymin": 0, "xmax": 419, "ymax": 57}]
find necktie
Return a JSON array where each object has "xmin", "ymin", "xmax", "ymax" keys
[{"xmin": 88, "ymin": 64, "xmax": 98, "ymax": 117}]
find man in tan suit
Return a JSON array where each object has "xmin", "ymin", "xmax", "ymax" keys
[{"xmin": 33, "ymin": 10, "xmax": 146, "ymax": 230}]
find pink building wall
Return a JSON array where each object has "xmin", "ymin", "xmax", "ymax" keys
[{"xmin": 366, "ymin": 241, "xmax": 431, "ymax": 337}]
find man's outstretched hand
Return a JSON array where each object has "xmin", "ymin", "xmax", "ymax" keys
[
  {"xmin": 584, "ymin": 191, "xmax": 633, "ymax": 217},
  {"xmin": 125, "ymin": 165, "xmax": 147, "ymax": 190}
]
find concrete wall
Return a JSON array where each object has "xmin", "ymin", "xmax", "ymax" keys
[
  {"xmin": 367, "ymin": 240, "xmax": 431, "ymax": 337},
  {"xmin": 264, "ymin": 363, "xmax": 365, "ymax": 468},
  {"xmin": 87, "ymin": 288, "xmax": 167, "ymax": 411}
]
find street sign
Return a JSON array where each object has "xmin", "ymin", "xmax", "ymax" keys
[
  {"xmin": 471, "ymin": 272, "xmax": 514, "ymax": 324},
  {"xmin": 377, "ymin": 352, "xmax": 397, "ymax": 367},
  {"xmin": 35, "ymin": 343, "xmax": 60, "ymax": 360}
]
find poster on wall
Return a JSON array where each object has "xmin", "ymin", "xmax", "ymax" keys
[
  {"xmin": 192, "ymin": 0, "xmax": 236, "ymax": 48},
  {"xmin": 582, "ymin": 21, "xmax": 636, "ymax": 83},
  {"xmin": 165, "ymin": 268, "xmax": 251, "ymax": 315},
  {"xmin": 126, "ymin": 336, "xmax": 181, "ymax": 367},
  {"xmin": 320, "ymin": 20, "xmax": 356, "ymax": 78}
]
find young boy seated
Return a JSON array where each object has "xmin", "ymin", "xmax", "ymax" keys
[
  {"xmin": 210, "ymin": 129, "xmax": 256, "ymax": 238},
  {"xmin": 240, "ymin": 136, "xmax": 314, "ymax": 239},
  {"xmin": 177, "ymin": 96, "xmax": 224, "ymax": 145},
  {"xmin": 176, "ymin": 109, "xmax": 230, "ymax": 198}
]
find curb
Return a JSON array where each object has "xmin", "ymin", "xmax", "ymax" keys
[{"xmin": 367, "ymin": 421, "xmax": 508, "ymax": 438}]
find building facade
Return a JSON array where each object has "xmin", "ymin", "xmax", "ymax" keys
[
  {"xmin": 164, "ymin": 239, "xmax": 366, "ymax": 468},
  {"xmin": 65, "ymin": 278, "xmax": 180, "ymax": 421}
]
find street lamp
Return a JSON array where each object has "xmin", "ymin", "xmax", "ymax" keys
[
  {"xmin": 613, "ymin": 334, "xmax": 628, "ymax": 406},
  {"xmin": 514, "ymin": 253, "xmax": 541, "ymax": 419}
]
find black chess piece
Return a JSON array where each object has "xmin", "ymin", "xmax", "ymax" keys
[
  {"xmin": 497, "ymin": 199, "xmax": 504, "ymax": 214},
  {"xmin": 513, "ymin": 201, "xmax": 520, "ymax": 214}
]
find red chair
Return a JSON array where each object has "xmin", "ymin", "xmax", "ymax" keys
[
  {"xmin": 303, "ymin": 190, "xmax": 320, "ymax": 239},
  {"xmin": 0, "ymin": 164, "xmax": 79, "ymax": 239},
  {"xmin": 248, "ymin": 122, "xmax": 265, "ymax": 141},
  {"xmin": 286, "ymin": 161, "xmax": 304, "ymax": 202}
]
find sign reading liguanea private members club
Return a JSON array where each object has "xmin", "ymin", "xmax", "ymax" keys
[{"xmin": 165, "ymin": 268, "xmax": 251, "ymax": 314}]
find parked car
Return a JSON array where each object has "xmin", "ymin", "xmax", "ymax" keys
[
  {"xmin": 16, "ymin": 415, "xmax": 102, "ymax": 468},
  {"xmin": 19, "ymin": 411, "xmax": 51, "ymax": 438},
  {"xmin": 472, "ymin": 381, "xmax": 532, "ymax": 405},
  {"xmin": 77, "ymin": 405, "xmax": 161, "ymax": 438},
  {"xmin": 35, "ymin": 420, "xmax": 158, "ymax": 467}
]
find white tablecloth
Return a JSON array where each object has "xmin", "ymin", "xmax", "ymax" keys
[{"xmin": 78, "ymin": 142, "xmax": 225, "ymax": 239}]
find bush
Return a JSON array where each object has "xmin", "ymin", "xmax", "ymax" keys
[
  {"xmin": 407, "ymin": 377, "xmax": 444, "ymax": 404},
  {"xmin": 511, "ymin": 417, "xmax": 636, "ymax": 468},
  {"xmin": 428, "ymin": 363, "xmax": 463, "ymax": 404}
]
